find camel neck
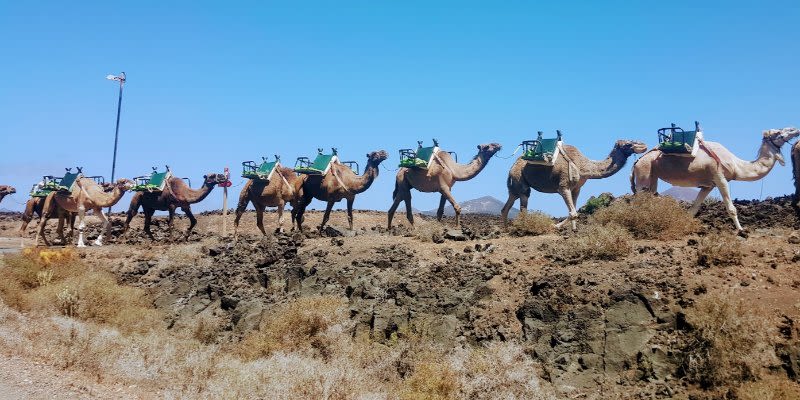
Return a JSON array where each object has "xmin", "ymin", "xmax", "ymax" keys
[
  {"xmin": 93, "ymin": 185, "xmax": 127, "ymax": 207},
  {"xmin": 731, "ymin": 139, "xmax": 781, "ymax": 181},
  {"xmin": 352, "ymin": 162, "xmax": 380, "ymax": 194},
  {"xmin": 580, "ymin": 146, "xmax": 630, "ymax": 179},
  {"xmin": 182, "ymin": 183, "xmax": 216, "ymax": 203},
  {"xmin": 452, "ymin": 152, "xmax": 490, "ymax": 182}
]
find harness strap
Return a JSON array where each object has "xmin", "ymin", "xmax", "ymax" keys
[
  {"xmin": 277, "ymin": 170, "xmax": 294, "ymax": 196},
  {"xmin": 558, "ymin": 146, "xmax": 579, "ymax": 182},
  {"xmin": 431, "ymin": 151, "xmax": 456, "ymax": 177},
  {"xmin": 331, "ymin": 167, "xmax": 350, "ymax": 192}
]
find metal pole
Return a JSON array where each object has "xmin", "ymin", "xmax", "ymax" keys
[{"xmin": 108, "ymin": 72, "xmax": 125, "ymax": 214}]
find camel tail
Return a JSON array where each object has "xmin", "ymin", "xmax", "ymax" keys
[
  {"xmin": 630, "ymin": 170, "xmax": 637, "ymax": 194},
  {"xmin": 392, "ymin": 180, "xmax": 398, "ymax": 200},
  {"xmin": 792, "ymin": 147, "xmax": 800, "ymax": 206}
]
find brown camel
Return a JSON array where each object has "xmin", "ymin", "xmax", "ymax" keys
[
  {"xmin": 632, "ymin": 127, "xmax": 799, "ymax": 231},
  {"xmin": 0, "ymin": 185, "xmax": 15, "ymax": 204},
  {"xmin": 123, "ymin": 173, "xmax": 229, "ymax": 240},
  {"xmin": 388, "ymin": 143, "xmax": 502, "ymax": 228},
  {"xmin": 295, "ymin": 150, "xmax": 388, "ymax": 231},
  {"xmin": 792, "ymin": 140, "xmax": 800, "ymax": 211},
  {"xmin": 501, "ymin": 140, "xmax": 647, "ymax": 229},
  {"xmin": 234, "ymin": 166, "xmax": 307, "ymax": 237},
  {"xmin": 36, "ymin": 178, "xmax": 134, "ymax": 247}
]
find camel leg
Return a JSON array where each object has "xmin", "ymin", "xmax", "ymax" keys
[
  {"xmin": 555, "ymin": 188, "xmax": 578, "ymax": 230},
  {"xmin": 56, "ymin": 213, "xmax": 66, "ymax": 245},
  {"xmin": 714, "ymin": 177, "xmax": 743, "ymax": 231},
  {"xmin": 94, "ymin": 207, "xmax": 111, "ymax": 246},
  {"xmin": 320, "ymin": 200, "xmax": 335, "ymax": 230},
  {"xmin": 295, "ymin": 195, "xmax": 313, "ymax": 232},
  {"xmin": 76, "ymin": 205, "xmax": 87, "ymax": 247},
  {"xmin": 183, "ymin": 206, "xmax": 197, "ymax": 240},
  {"xmin": 346, "ymin": 196, "xmax": 354, "ymax": 231},
  {"xmin": 436, "ymin": 194, "xmax": 448, "ymax": 222},
  {"xmin": 570, "ymin": 187, "xmax": 582, "ymax": 231},
  {"xmin": 143, "ymin": 208, "xmax": 156, "ymax": 240},
  {"xmin": 276, "ymin": 200, "xmax": 286, "ymax": 233},
  {"xmin": 167, "ymin": 205, "xmax": 177, "ymax": 240},
  {"xmin": 387, "ymin": 194, "xmax": 403, "ymax": 229},
  {"xmin": 123, "ymin": 194, "xmax": 141, "ymax": 235},
  {"xmin": 233, "ymin": 194, "xmax": 250, "ymax": 239},
  {"xmin": 404, "ymin": 192, "xmax": 415, "ymax": 227},
  {"xmin": 500, "ymin": 193, "xmax": 519, "ymax": 228},
  {"xmin": 255, "ymin": 204, "xmax": 267, "ymax": 235},
  {"xmin": 688, "ymin": 187, "xmax": 714, "ymax": 216},
  {"xmin": 440, "ymin": 188, "xmax": 461, "ymax": 228}
]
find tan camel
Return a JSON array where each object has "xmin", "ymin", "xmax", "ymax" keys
[
  {"xmin": 36, "ymin": 178, "xmax": 134, "ymax": 247},
  {"xmin": 501, "ymin": 140, "xmax": 647, "ymax": 230},
  {"xmin": 234, "ymin": 166, "xmax": 307, "ymax": 237},
  {"xmin": 632, "ymin": 127, "xmax": 800, "ymax": 231},
  {"xmin": 21, "ymin": 182, "xmax": 112, "ymax": 234},
  {"xmin": 123, "ymin": 173, "xmax": 229, "ymax": 240},
  {"xmin": 295, "ymin": 150, "xmax": 388, "ymax": 231},
  {"xmin": 792, "ymin": 141, "xmax": 800, "ymax": 211},
  {"xmin": 0, "ymin": 185, "xmax": 14, "ymax": 204},
  {"xmin": 388, "ymin": 143, "xmax": 502, "ymax": 228}
]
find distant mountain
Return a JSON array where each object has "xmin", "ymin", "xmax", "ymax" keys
[
  {"xmin": 422, "ymin": 196, "xmax": 518, "ymax": 217},
  {"xmin": 662, "ymin": 186, "xmax": 699, "ymax": 202}
]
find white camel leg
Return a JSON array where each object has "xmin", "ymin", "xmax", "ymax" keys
[
  {"xmin": 555, "ymin": 188, "xmax": 578, "ymax": 230},
  {"xmin": 76, "ymin": 205, "xmax": 87, "ymax": 247},
  {"xmin": 714, "ymin": 176, "xmax": 743, "ymax": 231},
  {"xmin": 94, "ymin": 207, "xmax": 110, "ymax": 246},
  {"xmin": 688, "ymin": 187, "xmax": 714, "ymax": 216},
  {"xmin": 276, "ymin": 200, "xmax": 285, "ymax": 233}
]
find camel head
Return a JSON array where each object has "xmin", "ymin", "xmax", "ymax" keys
[
  {"xmin": 763, "ymin": 127, "xmax": 800, "ymax": 166},
  {"xmin": 0, "ymin": 185, "xmax": 16, "ymax": 196},
  {"xmin": 203, "ymin": 173, "xmax": 230, "ymax": 187},
  {"xmin": 366, "ymin": 150, "xmax": 389, "ymax": 166},
  {"xmin": 477, "ymin": 143, "xmax": 503, "ymax": 158},
  {"xmin": 113, "ymin": 178, "xmax": 135, "ymax": 191},
  {"xmin": 614, "ymin": 140, "xmax": 648, "ymax": 157}
]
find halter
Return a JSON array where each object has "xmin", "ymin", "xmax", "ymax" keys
[{"xmin": 765, "ymin": 135, "xmax": 784, "ymax": 151}]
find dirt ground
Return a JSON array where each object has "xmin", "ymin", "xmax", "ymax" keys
[{"xmin": 2, "ymin": 196, "xmax": 800, "ymax": 399}]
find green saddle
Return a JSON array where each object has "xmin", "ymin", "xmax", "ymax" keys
[
  {"xmin": 658, "ymin": 122, "xmax": 702, "ymax": 155},
  {"xmin": 133, "ymin": 168, "xmax": 172, "ymax": 192},
  {"xmin": 399, "ymin": 140, "xmax": 439, "ymax": 169},
  {"xmin": 32, "ymin": 170, "xmax": 83, "ymax": 197},
  {"xmin": 295, "ymin": 149, "xmax": 338, "ymax": 175},
  {"xmin": 521, "ymin": 131, "xmax": 562, "ymax": 165},
  {"xmin": 242, "ymin": 157, "xmax": 280, "ymax": 181}
]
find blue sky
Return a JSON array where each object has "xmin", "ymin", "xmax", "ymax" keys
[{"xmin": 1, "ymin": 1, "xmax": 798, "ymax": 217}]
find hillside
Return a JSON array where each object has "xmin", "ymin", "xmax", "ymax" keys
[{"xmin": 422, "ymin": 195, "xmax": 519, "ymax": 217}]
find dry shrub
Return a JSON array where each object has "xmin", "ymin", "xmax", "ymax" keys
[
  {"xmin": 0, "ymin": 248, "xmax": 161, "ymax": 334},
  {"xmin": 238, "ymin": 296, "xmax": 348, "ymax": 360},
  {"xmin": 402, "ymin": 360, "xmax": 459, "ymax": 400},
  {"xmin": 191, "ymin": 313, "xmax": 226, "ymax": 344},
  {"xmin": 592, "ymin": 193, "xmax": 699, "ymax": 239},
  {"xmin": 548, "ymin": 224, "xmax": 632, "ymax": 261},
  {"xmin": 683, "ymin": 293, "xmax": 778, "ymax": 388},
  {"xmin": 509, "ymin": 211, "xmax": 555, "ymax": 236},
  {"xmin": 697, "ymin": 232, "xmax": 743, "ymax": 267},
  {"xmin": 414, "ymin": 219, "xmax": 445, "ymax": 242},
  {"xmin": 737, "ymin": 375, "xmax": 800, "ymax": 400},
  {"xmin": 453, "ymin": 342, "xmax": 553, "ymax": 399}
]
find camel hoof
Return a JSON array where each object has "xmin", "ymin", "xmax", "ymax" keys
[
  {"xmin": 737, "ymin": 229, "xmax": 749, "ymax": 239},
  {"xmin": 77, "ymin": 243, "xmax": 86, "ymax": 248}
]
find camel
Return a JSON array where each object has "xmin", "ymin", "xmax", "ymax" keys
[
  {"xmin": 233, "ymin": 166, "xmax": 307, "ymax": 237},
  {"xmin": 123, "ymin": 173, "xmax": 229, "ymax": 240},
  {"xmin": 388, "ymin": 143, "xmax": 502, "ymax": 228},
  {"xmin": 792, "ymin": 141, "xmax": 800, "ymax": 211},
  {"xmin": 21, "ymin": 182, "xmax": 114, "ymax": 234},
  {"xmin": 36, "ymin": 178, "xmax": 134, "ymax": 247},
  {"xmin": 501, "ymin": 140, "xmax": 647, "ymax": 230},
  {"xmin": 632, "ymin": 127, "xmax": 800, "ymax": 231},
  {"xmin": 0, "ymin": 185, "xmax": 14, "ymax": 204},
  {"xmin": 295, "ymin": 150, "xmax": 388, "ymax": 231}
]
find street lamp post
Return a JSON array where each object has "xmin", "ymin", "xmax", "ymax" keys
[{"xmin": 106, "ymin": 72, "xmax": 126, "ymax": 213}]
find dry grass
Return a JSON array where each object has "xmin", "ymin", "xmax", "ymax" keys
[
  {"xmin": 547, "ymin": 224, "xmax": 632, "ymax": 261},
  {"xmin": 682, "ymin": 293, "xmax": 778, "ymax": 388},
  {"xmin": 509, "ymin": 211, "xmax": 555, "ymax": 236},
  {"xmin": 238, "ymin": 295, "xmax": 349, "ymax": 360},
  {"xmin": 592, "ymin": 193, "xmax": 699, "ymax": 239},
  {"xmin": 736, "ymin": 376, "xmax": 800, "ymax": 400},
  {"xmin": 0, "ymin": 248, "xmax": 161, "ymax": 334},
  {"xmin": 697, "ymin": 232, "xmax": 743, "ymax": 267}
]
